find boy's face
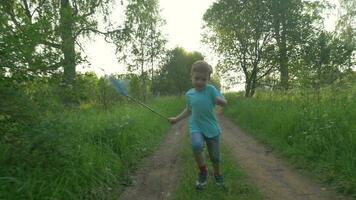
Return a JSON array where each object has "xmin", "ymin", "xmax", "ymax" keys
[{"xmin": 192, "ymin": 72, "xmax": 210, "ymax": 91}]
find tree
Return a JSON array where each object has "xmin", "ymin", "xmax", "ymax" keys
[
  {"xmin": 267, "ymin": 0, "xmax": 327, "ymax": 90},
  {"xmin": 290, "ymin": 0, "xmax": 355, "ymax": 89},
  {"xmin": 0, "ymin": 0, "xmax": 123, "ymax": 104},
  {"xmin": 204, "ymin": 0, "xmax": 275, "ymax": 97},
  {"xmin": 269, "ymin": 0, "xmax": 305, "ymax": 90},
  {"xmin": 336, "ymin": 0, "xmax": 356, "ymax": 71},
  {"xmin": 298, "ymin": 31, "xmax": 355, "ymax": 89},
  {"xmin": 113, "ymin": 0, "xmax": 166, "ymax": 101},
  {"xmin": 153, "ymin": 47, "xmax": 203, "ymax": 95},
  {"xmin": 0, "ymin": 1, "xmax": 62, "ymax": 81}
]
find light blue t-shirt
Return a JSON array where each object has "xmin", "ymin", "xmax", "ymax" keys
[{"xmin": 185, "ymin": 84, "xmax": 225, "ymax": 138}]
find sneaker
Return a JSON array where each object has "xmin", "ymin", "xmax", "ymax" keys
[
  {"xmin": 215, "ymin": 174, "xmax": 224, "ymax": 186},
  {"xmin": 195, "ymin": 172, "xmax": 208, "ymax": 189}
]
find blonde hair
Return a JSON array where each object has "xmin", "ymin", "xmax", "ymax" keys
[{"xmin": 191, "ymin": 60, "xmax": 213, "ymax": 76}]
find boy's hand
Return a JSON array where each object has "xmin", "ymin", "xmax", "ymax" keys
[
  {"xmin": 168, "ymin": 117, "xmax": 179, "ymax": 124},
  {"xmin": 216, "ymin": 97, "xmax": 227, "ymax": 106}
]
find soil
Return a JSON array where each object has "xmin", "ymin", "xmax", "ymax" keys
[
  {"xmin": 219, "ymin": 115, "xmax": 350, "ymax": 200},
  {"xmin": 118, "ymin": 120, "xmax": 187, "ymax": 200},
  {"xmin": 118, "ymin": 115, "xmax": 351, "ymax": 200}
]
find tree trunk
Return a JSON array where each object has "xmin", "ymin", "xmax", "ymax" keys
[
  {"xmin": 241, "ymin": 53, "xmax": 253, "ymax": 98},
  {"xmin": 141, "ymin": 56, "xmax": 146, "ymax": 102},
  {"xmin": 151, "ymin": 61, "xmax": 154, "ymax": 95},
  {"xmin": 245, "ymin": 81, "xmax": 251, "ymax": 97},
  {"xmin": 60, "ymin": 0, "xmax": 76, "ymax": 104},
  {"xmin": 244, "ymin": 73, "xmax": 254, "ymax": 98},
  {"xmin": 250, "ymin": 67, "xmax": 258, "ymax": 97},
  {"xmin": 279, "ymin": 22, "xmax": 289, "ymax": 90},
  {"xmin": 60, "ymin": 0, "xmax": 76, "ymax": 86},
  {"xmin": 272, "ymin": 0, "xmax": 289, "ymax": 91}
]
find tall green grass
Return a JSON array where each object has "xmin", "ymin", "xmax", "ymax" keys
[
  {"xmin": 224, "ymin": 84, "xmax": 356, "ymax": 197},
  {"xmin": 0, "ymin": 97, "xmax": 184, "ymax": 200}
]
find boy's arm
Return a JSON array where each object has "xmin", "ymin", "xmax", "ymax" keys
[
  {"xmin": 210, "ymin": 85, "xmax": 227, "ymax": 106},
  {"xmin": 168, "ymin": 107, "xmax": 191, "ymax": 124},
  {"xmin": 216, "ymin": 96, "xmax": 227, "ymax": 106}
]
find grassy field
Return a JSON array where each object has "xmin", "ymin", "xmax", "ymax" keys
[
  {"xmin": 174, "ymin": 134, "xmax": 263, "ymax": 200},
  {"xmin": 224, "ymin": 84, "xmax": 356, "ymax": 197},
  {"xmin": 0, "ymin": 97, "xmax": 184, "ymax": 200}
]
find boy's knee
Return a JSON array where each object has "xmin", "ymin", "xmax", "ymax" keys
[{"xmin": 192, "ymin": 141, "xmax": 204, "ymax": 153}]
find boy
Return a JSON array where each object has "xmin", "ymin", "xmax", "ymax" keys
[{"xmin": 168, "ymin": 60, "xmax": 227, "ymax": 189}]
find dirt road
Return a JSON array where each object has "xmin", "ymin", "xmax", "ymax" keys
[
  {"xmin": 119, "ymin": 116, "xmax": 350, "ymax": 200},
  {"xmin": 118, "ymin": 120, "xmax": 187, "ymax": 200},
  {"xmin": 219, "ymin": 115, "xmax": 349, "ymax": 200}
]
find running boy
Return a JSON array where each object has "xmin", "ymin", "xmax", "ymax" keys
[{"xmin": 168, "ymin": 60, "xmax": 227, "ymax": 189}]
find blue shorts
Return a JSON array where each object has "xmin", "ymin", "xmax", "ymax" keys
[{"xmin": 190, "ymin": 132, "xmax": 221, "ymax": 164}]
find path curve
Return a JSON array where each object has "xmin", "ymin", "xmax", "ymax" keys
[{"xmin": 219, "ymin": 115, "xmax": 350, "ymax": 200}]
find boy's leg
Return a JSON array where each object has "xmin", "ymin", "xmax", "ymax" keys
[
  {"xmin": 194, "ymin": 153, "xmax": 205, "ymax": 169},
  {"xmin": 206, "ymin": 134, "xmax": 224, "ymax": 185},
  {"xmin": 191, "ymin": 132, "xmax": 208, "ymax": 188},
  {"xmin": 206, "ymin": 135, "xmax": 221, "ymax": 174},
  {"xmin": 191, "ymin": 132, "xmax": 206, "ymax": 168}
]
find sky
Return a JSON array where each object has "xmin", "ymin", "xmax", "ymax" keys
[
  {"xmin": 81, "ymin": 0, "xmax": 215, "ymax": 76},
  {"xmin": 80, "ymin": 0, "xmax": 340, "ymax": 91}
]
